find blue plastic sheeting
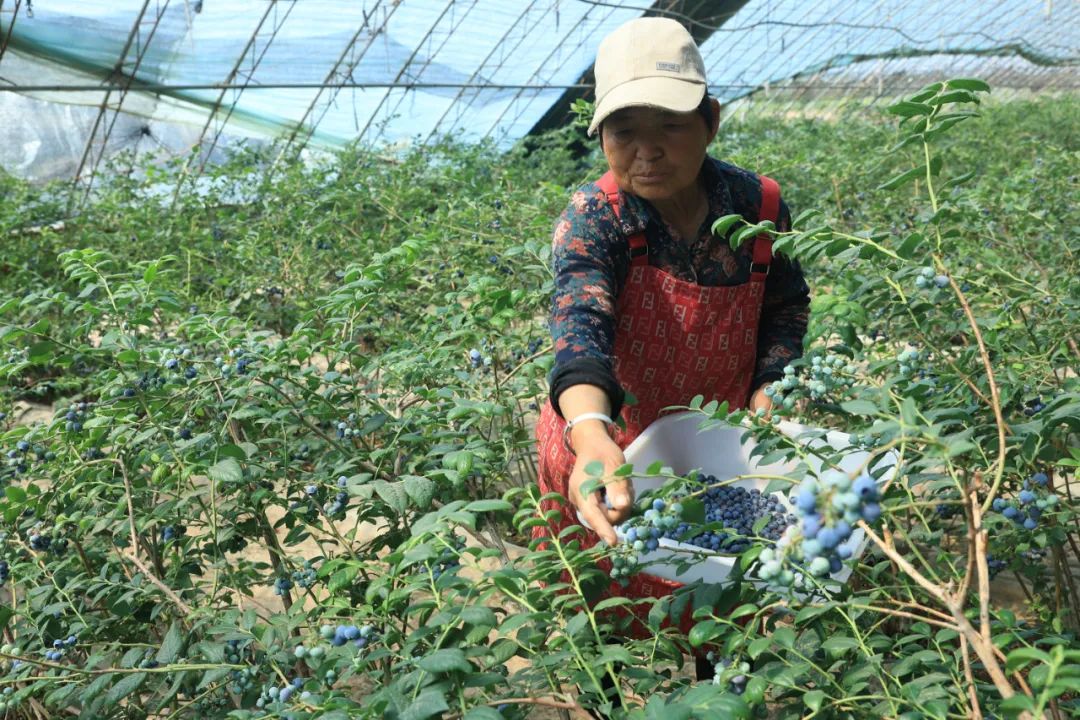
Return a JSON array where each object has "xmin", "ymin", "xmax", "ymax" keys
[
  {"xmin": 697, "ymin": 0, "xmax": 1077, "ymax": 104},
  {"xmin": 0, "ymin": 1, "xmax": 641, "ymax": 148},
  {"xmin": 0, "ymin": 0, "xmax": 1076, "ymax": 171}
]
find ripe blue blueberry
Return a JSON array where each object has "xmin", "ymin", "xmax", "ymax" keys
[{"xmin": 851, "ymin": 474, "xmax": 878, "ymax": 500}]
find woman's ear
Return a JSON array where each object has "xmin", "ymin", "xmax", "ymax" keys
[{"xmin": 707, "ymin": 97, "xmax": 722, "ymax": 142}]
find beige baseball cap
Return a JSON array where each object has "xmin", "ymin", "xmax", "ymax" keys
[{"xmin": 588, "ymin": 17, "xmax": 708, "ymax": 137}]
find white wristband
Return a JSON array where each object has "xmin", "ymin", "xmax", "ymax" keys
[{"xmin": 562, "ymin": 412, "xmax": 614, "ymax": 454}]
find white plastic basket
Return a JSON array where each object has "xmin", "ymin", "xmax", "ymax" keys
[{"xmin": 580, "ymin": 412, "xmax": 898, "ymax": 586}]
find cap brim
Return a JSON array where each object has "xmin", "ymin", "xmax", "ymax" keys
[{"xmin": 588, "ymin": 77, "xmax": 706, "ymax": 136}]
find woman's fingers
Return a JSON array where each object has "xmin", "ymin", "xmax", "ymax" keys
[
  {"xmin": 578, "ymin": 490, "xmax": 619, "ymax": 545},
  {"xmin": 605, "ymin": 475, "xmax": 634, "ymax": 511}
]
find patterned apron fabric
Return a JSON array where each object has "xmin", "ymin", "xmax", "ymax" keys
[{"xmin": 533, "ymin": 171, "xmax": 779, "ymax": 637}]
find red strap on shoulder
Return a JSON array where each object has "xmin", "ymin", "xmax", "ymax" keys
[
  {"xmin": 751, "ymin": 174, "xmax": 781, "ymax": 283},
  {"xmin": 597, "ymin": 171, "xmax": 648, "ymax": 267}
]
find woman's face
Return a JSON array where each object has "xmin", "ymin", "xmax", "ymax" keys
[{"xmin": 601, "ymin": 103, "xmax": 718, "ymax": 202}]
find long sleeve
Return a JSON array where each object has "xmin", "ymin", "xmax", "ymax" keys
[
  {"xmin": 752, "ymin": 198, "xmax": 810, "ymax": 389},
  {"xmin": 547, "ymin": 186, "xmax": 628, "ymax": 419}
]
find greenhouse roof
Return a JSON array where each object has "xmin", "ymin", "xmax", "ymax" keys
[{"xmin": 1, "ymin": 0, "xmax": 1077, "ymax": 183}]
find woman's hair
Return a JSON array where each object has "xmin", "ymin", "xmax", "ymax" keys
[{"xmin": 597, "ymin": 94, "xmax": 714, "ymax": 145}]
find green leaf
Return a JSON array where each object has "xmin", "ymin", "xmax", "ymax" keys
[
  {"xmin": 373, "ymin": 480, "xmax": 409, "ymax": 515},
  {"xmin": 465, "ymin": 499, "xmax": 513, "ymax": 513},
  {"xmin": 945, "ymin": 78, "xmax": 990, "ymax": 92},
  {"xmin": 105, "ymin": 672, "xmax": 147, "ymax": 705},
  {"xmin": 886, "ymin": 100, "xmax": 933, "ymax": 117},
  {"xmin": 772, "ymin": 626, "xmax": 795, "ymax": 648},
  {"xmin": 688, "ymin": 619, "xmax": 720, "ymax": 647},
  {"xmin": 791, "ymin": 208, "xmax": 822, "ymax": 228},
  {"xmin": 803, "ymin": 689, "xmax": 825, "ymax": 712},
  {"xmin": 4, "ymin": 486, "xmax": 26, "ymax": 504},
  {"xmin": 27, "ymin": 341, "xmax": 54, "ymax": 363},
  {"xmin": 877, "ymin": 167, "xmax": 923, "ymax": 191},
  {"xmin": 417, "ymin": 648, "xmax": 471, "ymax": 674},
  {"xmin": 207, "ymin": 457, "xmax": 243, "ymax": 484},
  {"xmin": 402, "ymin": 475, "xmax": 435, "ymax": 509},
  {"xmin": 460, "ymin": 606, "xmax": 496, "ymax": 627},
  {"xmin": 155, "ymin": 622, "xmax": 183, "ymax": 665},
  {"xmin": 401, "ymin": 689, "xmax": 451, "ymax": 720},
  {"xmin": 822, "ymin": 635, "xmax": 859, "ymax": 657},
  {"xmin": 1005, "ymin": 646, "xmax": 1052, "ymax": 672},
  {"xmin": 895, "ymin": 232, "xmax": 925, "ymax": 259},
  {"xmin": 840, "ymin": 400, "xmax": 878, "ymax": 416},
  {"xmin": 711, "ymin": 213, "xmax": 744, "ymax": 237}
]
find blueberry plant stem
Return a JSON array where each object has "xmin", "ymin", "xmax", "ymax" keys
[
  {"xmin": 942, "ymin": 269, "xmax": 1008, "ymax": 516},
  {"xmin": 857, "ymin": 520, "xmax": 1020, "ymax": 705}
]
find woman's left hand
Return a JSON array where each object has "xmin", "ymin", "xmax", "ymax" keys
[{"xmin": 748, "ymin": 385, "xmax": 774, "ymax": 417}]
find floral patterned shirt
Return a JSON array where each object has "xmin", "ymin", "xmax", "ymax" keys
[{"xmin": 548, "ymin": 156, "xmax": 811, "ymax": 418}]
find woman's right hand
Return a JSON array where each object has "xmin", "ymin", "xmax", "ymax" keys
[{"xmin": 566, "ymin": 426, "xmax": 634, "ymax": 546}]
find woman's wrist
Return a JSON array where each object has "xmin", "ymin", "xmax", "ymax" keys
[{"xmin": 569, "ymin": 418, "xmax": 614, "ymax": 453}]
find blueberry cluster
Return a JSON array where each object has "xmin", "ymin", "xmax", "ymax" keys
[
  {"xmin": 80, "ymin": 446, "xmax": 105, "ymax": 461},
  {"xmin": 264, "ymin": 286, "xmax": 285, "ymax": 301},
  {"xmin": 428, "ymin": 535, "xmax": 466, "ymax": 580},
  {"xmin": 765, "ymin": 355, "xmax": 857, "ymax": 410},
  {"xmin": 162, "ymin": 347, "xmax": 193, "ymax": 374},
  {"xmin": 291, "ymin": 560, "xmax": 318, "ymax": 589},
  {"xmin": 228, "ymin": 665, "xmax": 258, "ymax": 695},
  {"xmin": 0, "ymin": 560, "xmax": 8, "ymax": 586},
  {"xmin": 507, "ymin": 338, "xmax": 545, "ymax": 364},
  {"xmin": 336, "ymin": 414, "xmax": 360, "ymax": 439},
  {"xmin": 44, "ymin": 635, "xmax": 77, "ymax": 662},
  {"xmin": 161, "ymin": 525, "xmax": 184, "ymax": 543},
  {"xmin": 896, "ymin": 348, "xmax": 922, "ymax": 379},
  {"xmin": 5, "ymin": 437, "xmax": 55, "ymax": 476},
  {"xmin": 138, "ymin": 647, "xmax": 160, "ymax": 669},
  {"xmin": 0, "ymin": 686, "xmax": 16, "ymax": 712},
  {"xmin": 708, "ymin": 653, "xmax": 749, "ymax": 695},
  {"xmin": 1021, "ymin": 396, "xmax": 1047, "ymax": 417},
  {"xmin": 468, "ymin": 348, "xmax": 483, "ymax": 369},
  {"xmin": 987, "ymin": 555, "xmax": 1008, "ymax": 578},
  {"xmin": 292, "ymin": 442, "xmax": 312, "ymax": 462},
  {"xmin": 914, "ymin": 266, "xmax": 949, "ymax": 290},
  {"xmin": 609, "ymin": 544, "xmax": 640, "ymax": 586},
  {"xmin": 273, "ymin": 576, "xmax": 294, "ymax": 596},
  {"xmin": 319, "ymin": 623, "xmax": 379, "ymax": 649},
  {"xmin": 177, "ymin": 426, "xmax": 193, "ymax": 440},
  {"xmin": 216, "ymin": 348, "xmax": 254, "ymax": 377},
  {"xmin": 28, "ymin": 531, "xmax": 51, "ymax": 552},
  {"xmin": 257, "ymin": 676, "xmax": 305, "ymax": 707},
  {"xmin": 990, "ymin": 472, "xmax": 1057, "ymax": 531},
  {"xmin": 757, "ymin": 468, "xmax": 881, "ymax": 586},
  {"xmin": 322, "ymin": 476, "xmax": 350, "ymax": 518},
  {"xmin": 133, "ymin": 368, "xmax": 170, "ymax": 393}
]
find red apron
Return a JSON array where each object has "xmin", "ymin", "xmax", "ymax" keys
[{"xmin": 534, "ymin": 169, "xmax": 780, "ymax": 637}]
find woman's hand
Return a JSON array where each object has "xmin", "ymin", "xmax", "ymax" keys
[
  {"xmin": 566, "ymin": 424, "xmax": 634, "ymax": 545},
  {"xmin": 749, "ymin": 384, "xmax": 774, "ymax": 417}
]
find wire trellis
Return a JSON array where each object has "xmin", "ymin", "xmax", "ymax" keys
[{"xmin": 0, "ymin": 0, "xmax": 1074, "ymax": 190}]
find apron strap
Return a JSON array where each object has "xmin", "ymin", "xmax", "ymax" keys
[
  {"xmin": 597, "ymin": 171, "xmax": 649, "ymax": 268},
  {"xmin": 751, "ymin": 174, "xmax": 781, "ymax": 283}
]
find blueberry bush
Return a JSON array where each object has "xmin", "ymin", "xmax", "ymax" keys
[{"xmin": 0, "ymin": 81, "xmax": 1076, "ymax": 719}]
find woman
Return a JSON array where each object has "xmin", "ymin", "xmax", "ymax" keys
[{"xmin": 533, "ymin": 16, "xmax": 811, "ymax": 671}]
